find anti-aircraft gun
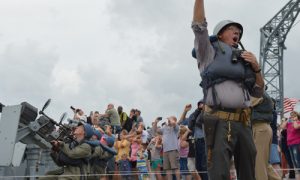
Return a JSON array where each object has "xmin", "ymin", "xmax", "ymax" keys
[{"xmin": 0, "ymin": 99, "xmax": 70, "ymax": 179}]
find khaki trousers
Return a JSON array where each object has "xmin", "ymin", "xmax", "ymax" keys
[{"xmin": 252, "ymin": 122, "xmax": 281, "ymax": 180}]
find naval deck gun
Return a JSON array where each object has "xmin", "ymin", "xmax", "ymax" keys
[{"xmin": 0, "ymin": 99, "xmax": 67, "ymax": 179}]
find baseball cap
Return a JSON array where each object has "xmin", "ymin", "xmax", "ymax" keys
[{"xmin": 78, "ymin": 122, "xmax": 94, "ymax": 139}]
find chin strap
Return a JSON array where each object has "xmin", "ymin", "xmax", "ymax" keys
[
  {"xmin": 232, "ymin": 41, "xmax": 245, "ymax": 51},
  {"xmin": 238, "ymin": 41, "xmax": 246, "ymax": 50}
]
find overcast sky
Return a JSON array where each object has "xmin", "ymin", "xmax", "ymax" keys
[{"xmin": 0, "ymin": 0, "xmax": 299, "ymax": 126}]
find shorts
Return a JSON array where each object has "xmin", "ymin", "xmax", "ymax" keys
[
  {"xmin": 180, "ymin": 157, "xmax": 189, "ymax": 175},
  {"xmin": 269, "ymin": 144, "xmax": 281, "ymax": 164},
  {"xmin": 163, "ymin": 150, "xmax": 179, "ymax": 170},
  {"xmin": 137, "ymin": 160, "xmax": 148, "ymax": 174},
  {"xmin": 187, "ymin": 157, "xmax": 196, "ymax": 171},
  {"xmin": 151, "ymin": 159, "xmax": 163, "ymax": 169}
]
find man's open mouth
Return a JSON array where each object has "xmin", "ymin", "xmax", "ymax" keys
[{"xmin": 233, "ymin": 36, "xmax": 239, "ymax": 43}]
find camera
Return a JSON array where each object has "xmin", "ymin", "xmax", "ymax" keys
[
  {"xmin": 70, "ymin": 106, "xmax": 80, "ymax": 113},
  {"xmin": 231, "ymin": 49, "xmax": 244, "ymax": 63}
]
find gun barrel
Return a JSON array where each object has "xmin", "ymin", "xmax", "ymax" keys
[{"xmin": 39, "ymin": 111, "xmax": 60, "ymax": 126}]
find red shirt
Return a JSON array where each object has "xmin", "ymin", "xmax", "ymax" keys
[{"xmin": 287, "ymin": 120, "xmax": 300, "ymax": 146}]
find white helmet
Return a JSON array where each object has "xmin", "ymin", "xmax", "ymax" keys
[{"xmin": 213, "ymin": 20, "xmax": 243, "ymax": 40}]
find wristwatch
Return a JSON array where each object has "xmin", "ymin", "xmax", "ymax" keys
[{"xmin": 253, "ymin": 69, "xmax": 261, "ymax": 73}]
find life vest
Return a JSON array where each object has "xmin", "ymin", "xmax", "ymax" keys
[
  {"xmin": 85, "ymin": 140, "xmax": 117, "ymax": 155},
  {"xmin": 200, "ymin": 40, "xmax": 256, "ymax": 106},
  {"xmin": 251, "ymin": 93, "xmax": 273, "ymax": 123}
]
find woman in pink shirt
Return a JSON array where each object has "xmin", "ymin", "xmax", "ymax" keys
[{"xmin": 281, "ymin": 111, "xmax": 300, "ymax": 178}]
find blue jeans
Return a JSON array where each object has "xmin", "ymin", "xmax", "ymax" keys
[
  {"xmin": 269, "ymin": 143, "xmax": 281, "ymax": 164},
  {"xmin": 195, "ymin": 138, "xmax": 208, "ymax": 180},
  {"xmin": 281, "ymin": 137, "xmax": 294, "ymax": 170},
  {"xmin": 179, "ymin": 157, "xmax": 189, "ymax": 176},
  {"xmin": 289, "ymin": 143, "xmax": 300, "ymax": 171}
]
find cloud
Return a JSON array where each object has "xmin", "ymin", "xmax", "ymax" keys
[
  {"xmin": 51, "ymin": 66, "xmax": 82, "ymax": 95},
  {"xmin": 0, "ymin": 40, "xmax": 59, "ymax": 106}
]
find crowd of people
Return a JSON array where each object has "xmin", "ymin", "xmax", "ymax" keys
[
  {"xmin": 40, "ymin": 0, "xmax": 300, "ymax": 180},
  {"xmin": 67, "ymin": 103, "xmax": 207, "ymax": 180},
  {"xmin": 42, "ymin": 100, "xmax": 300, "ymax": 180}
]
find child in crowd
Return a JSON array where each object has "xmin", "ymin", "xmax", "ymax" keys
[
  {"xmin": 115, "ymin": 130, "xmax": 131, "ymax": 161},
  {"xmin": 115, "ymin": 130, "xmax": 131, "ymax": 180},
  {"xmin": 178, "ymin": 125, "xmax": 191, "ymax": 180},
  {"xmin": 137, "ymin": 145, "xmax": 149, "ymax": 180},
  {"xmin": 118, "ymin": 153, "xmax": 131, "ymax": 180},
  {"xmin": 148, "ymin": 134, "xmax": 163, "ymax": 180},
  {"xmin": 129, "ymin": 132, "xmax": 142, "ymax": 179}
]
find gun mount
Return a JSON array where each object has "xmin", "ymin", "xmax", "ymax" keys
[{"xmin": 0, "ymin": 99, "xmax": 69, "ymax": 179}]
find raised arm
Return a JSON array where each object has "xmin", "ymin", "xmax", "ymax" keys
[
  {"xmin": 178, "ymin": 104, "xmax": 192, "ymax": 125},
  {"xmin": 153, "ymin": 118, "xmax": 159, "ymax": 133},
  {"xmin": 192, "ymin": 0, "xmax": 213, "ymax": 70},
  {"xmin": 181, "ymin": 128, "xmax": 191, "ymax": 141},
  {"xmin": 193, "ymin": 0, "xmax": 205, "ymax": 23},
  {"xmin": 155, "ymin": 137, "xmax": 162, "ymax": 148}
]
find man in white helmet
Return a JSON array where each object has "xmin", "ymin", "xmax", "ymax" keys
[{"xmin": 191, "ymin": 0, "xmax": 264, "ymax": 180}]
